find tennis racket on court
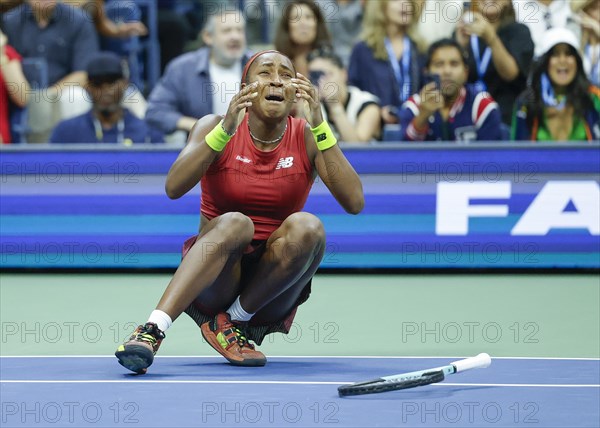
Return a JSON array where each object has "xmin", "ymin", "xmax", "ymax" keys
[{"xmin": 338, "ymin": 353, "xmax": 491, "ymax": 396}]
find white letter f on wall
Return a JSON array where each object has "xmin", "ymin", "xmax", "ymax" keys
[{"xmin": 436, "ymin": 182, "xmax": 511, "ymax": 235}]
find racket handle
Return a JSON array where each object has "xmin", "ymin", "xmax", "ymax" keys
[{"xmin": 451, "ymin": 353, "xmax": 491, "ymax": 373}]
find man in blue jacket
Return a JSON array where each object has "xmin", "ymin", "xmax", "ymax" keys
[
  {"xmin": 399, "ymin": 39, "xmax": 503, "ymax": 142},
  {"xmin": 145, "ymin": 7, "xmax": 252, "ymax": 135}
]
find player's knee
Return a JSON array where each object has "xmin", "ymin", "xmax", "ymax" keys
[
  {"xmin": 285, "ymin": 212, "xmax": 325, "ymax": 248},
  {"xmin": 219, "ymin": 212, "xmax": 254, "ymax": 243}
]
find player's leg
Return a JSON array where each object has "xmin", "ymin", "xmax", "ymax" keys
[
  {"xmin": 240, "ymin": 212, "xmax": 325, "ymax": 318},
  {"xmin": 200, "ymin": 212, "xmax": 325, "ymax": 366},
  {"xmin": 155, "ymin": 212, "xmax": 254, "ymax": 318},
  {"xmin": 115, "ymin": 212, "xmax": 254, "ymax": 373}
]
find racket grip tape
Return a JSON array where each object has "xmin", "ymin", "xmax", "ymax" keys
[{"xmin": 451, "ymin": 353, "xmax": 492, "ymax": 373}]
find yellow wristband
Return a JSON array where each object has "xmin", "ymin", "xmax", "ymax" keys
[
  {"xmin": 204, "ymin": 120, "xmax": 232, "ymax": 152},
  {"xmin": 310, "ymin": 120, "xmax": 337, "ymax": 151}
]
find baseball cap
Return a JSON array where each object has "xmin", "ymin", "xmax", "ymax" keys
[
  {"xmin": 86, "ymin": 52, "xmax": 129, "ymax": 81},
  {"xmin": 538, "ymin": 27, "xmax": 581, "ymax": 58}
]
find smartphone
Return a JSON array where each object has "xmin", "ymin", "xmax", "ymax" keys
[
  {"xmin": 424, "ymin": 73, "xmax": 441, "ymax": 90},
  {"xmin": 309, "ymin": 70, "xmax": 325, "ymax": 86}
]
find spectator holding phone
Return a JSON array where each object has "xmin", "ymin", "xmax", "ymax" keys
[
  {"xmin": 511, "ymin": 28, "xmax": 600, "ymax": 142},
  {"xmin": 399, "ymin": 38, "xmax": 503, "ymax": 142},
  {"xmin": 348, "ymin": 0, "xmax": 425, "ymax": 125},
  {"xmin": 456, "ymin": 0, "xmax": 534, "ymax": 125},
  {"xmin": 307, "ymin": 47, "xmax": 381, "ymax": 142}
]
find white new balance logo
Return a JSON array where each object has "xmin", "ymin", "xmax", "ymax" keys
[{"xmin": 275, "ymin": 157, "xmax": 294, "ymax": 170}]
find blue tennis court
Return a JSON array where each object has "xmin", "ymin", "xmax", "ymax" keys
[
  {"xmin": 1, "ymin": 356, "xmax": 599, "ymax": 427},
  {"xmin": 1, "ymin": 273, "xmax": 599, "ymax": 428}
]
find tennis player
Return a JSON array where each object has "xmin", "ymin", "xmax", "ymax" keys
[{"xmin": 115, "ymin": 50, "xmax": 364, "ymax": 373}]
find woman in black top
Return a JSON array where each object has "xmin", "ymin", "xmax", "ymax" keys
[{"xmin": 456, "ymin": 0, "xmax": 534, "ymax": 125}]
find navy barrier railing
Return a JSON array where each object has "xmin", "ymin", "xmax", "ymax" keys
[{"xmin": 1, "ymin": 143, "xmax": 598, "ymax": 269}]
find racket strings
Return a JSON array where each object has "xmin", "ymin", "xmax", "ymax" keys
[{"xmin": 338, "ymin": 370, "xmax": 445, "ymax": 396}]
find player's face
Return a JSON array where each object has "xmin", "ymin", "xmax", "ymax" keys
[
  {"xmin": 547, "ymin": 44, "xmax": 578, "ymax": 88},
  {"xmin": 288, "ymin": 3, "xmax": 317, "ymax": 46},
  {"xmin": 427, "ymin": 47, "xmax": 468, "ymax": 99},
  {"xmin": 246, "ymin": 53, "xmax": 296, "ymax": 118}
]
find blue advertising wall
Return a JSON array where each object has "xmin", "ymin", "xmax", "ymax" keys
[{"xmin": 1, "ymin": 144, "xmax": 598, "ymax": 269}]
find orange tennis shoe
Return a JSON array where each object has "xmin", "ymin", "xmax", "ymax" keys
[
  {"xmin": 200, "ymin": 313, "xmax": 266, "ymax": 367},
  {"xmin": 115, "ymin": 322, "xmax": 165, "ymax": 374}
]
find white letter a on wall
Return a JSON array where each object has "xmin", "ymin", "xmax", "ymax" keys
[{"xmin": 512, "ymin": 181, "xmax": 600, "ymax": 236}]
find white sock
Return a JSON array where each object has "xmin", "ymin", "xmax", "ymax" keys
[
  {"xmin": 147, "ymin": 310, "xmax": 172, "ymax": 332},
  {"xmin": 226, "ymin": 296, "xmax": 254, "ymax": 322}
]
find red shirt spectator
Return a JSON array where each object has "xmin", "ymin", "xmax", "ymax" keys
[{"xmin": 1, "ymin": 44, "xmax": 24, "ymax": 144}]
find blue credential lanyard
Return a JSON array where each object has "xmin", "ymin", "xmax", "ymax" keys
[
  {"xmin": 471, "ymin": 35, "xmax": 491, "ymax": 92},
  {"xmin": 93, "ymin": 117, "xmax": 125, "ymax": 144},
  {"xmin": 541, "ymin": 73, "xmax": 566, "ymax": 110},
  {"xmin": 384, "ymin": 36, "xmax": 411, "ymax": 104}
]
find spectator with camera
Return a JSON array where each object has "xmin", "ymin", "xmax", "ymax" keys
[
  {"xmin": 456, "ymin": 0, "xmax": 534, "ymax": 125},
  {"xmin": 399, "ymin": 38, "xmax": 503, "ymax": 142}
]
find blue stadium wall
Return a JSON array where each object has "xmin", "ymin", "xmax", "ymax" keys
[{"xmin": 1, "ymin": 144, "xmax": 598, "ymax": 269}]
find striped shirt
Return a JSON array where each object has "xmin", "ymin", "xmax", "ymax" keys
[{"xmin": 399, "ymin": 84, "xmax": 503, "ymax": 142}]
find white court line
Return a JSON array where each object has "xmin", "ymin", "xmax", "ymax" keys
[
  {"xmin": 0, "ymin": 380, "xmax": 599, "ymax": 388},
  {"xmin": 1, "ymin": 355, "xmax": 599, "ymax": 360}
]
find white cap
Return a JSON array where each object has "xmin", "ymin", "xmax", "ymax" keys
[{"xmin": 538, "ymin": 27, "xmax": 581, "ymax": 58}]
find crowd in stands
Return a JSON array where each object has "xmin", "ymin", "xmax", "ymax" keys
[{"xmin": 1, "ymin": 0, "xmax": 598, "ymax": 145}]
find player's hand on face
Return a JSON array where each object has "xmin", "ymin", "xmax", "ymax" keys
[
  {"xmin": 292, "ymin": 73, "xmax": 324, "ymax": 127},
  {"xmin": 222, "ymin": 82, "xmax": 259, "ymax": 135}
]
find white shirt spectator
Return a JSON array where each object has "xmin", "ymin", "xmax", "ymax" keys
[
  {"xmin": 417, "ymin": 0, "xmax": 466, "ymax": 48},
  {"xmin": 320, "ymin": 86, "xmax": 380, "ymax": 140},
  {"xmin": 208, "ymin": 61, "xmax": 242, "ymax": 117},
  {"xmin": 512, "ymin": 0, "xmax": 580, "ymax": 57}
]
